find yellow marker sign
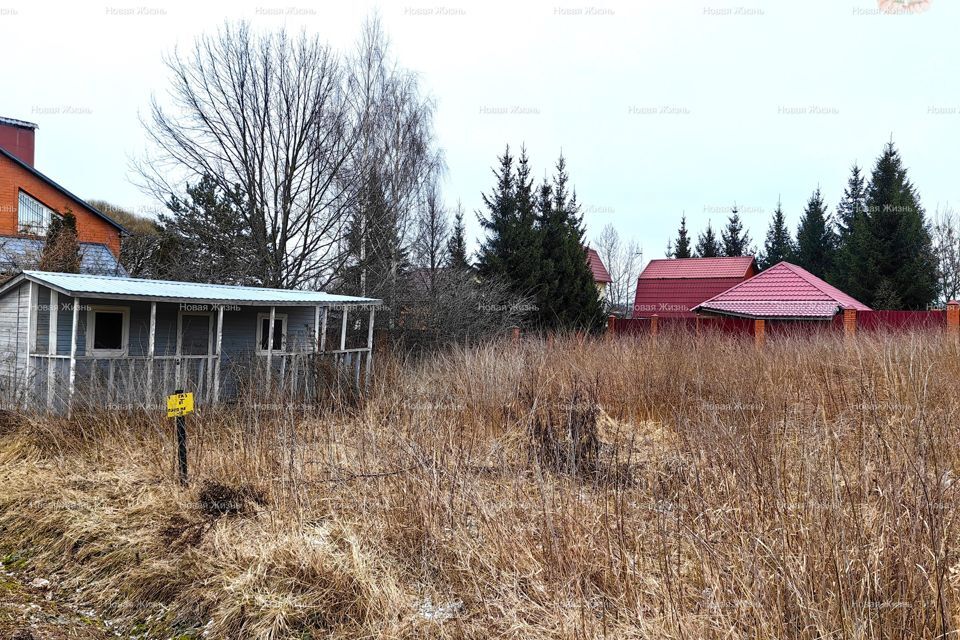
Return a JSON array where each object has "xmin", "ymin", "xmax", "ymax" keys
[{"xmin": 166, "ymin": 392, "xmax": 195, "ymax": 418}]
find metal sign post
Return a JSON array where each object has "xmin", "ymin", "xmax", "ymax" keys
[{"xmin": 167, "ymin": 389, "xmax": 194, "ymax": 485}]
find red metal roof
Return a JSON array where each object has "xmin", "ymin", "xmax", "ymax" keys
[
  {"xmin": 632, "ymin": 257, "xmax": 756, "ymax": 318},
  {"xmin": 633, "ymin": 277, "xmax": 747, "ymax": 318},
  {"xmin": 586, "ymin": 247, "xmax": 612, "ymax": 284},
  {"xmin": 640, "ymin": 256, "xmax": 757, "ymax": 279},
  {"xmin": 694, "ymin": 262, "xmax": 871, "ymax": 319}
]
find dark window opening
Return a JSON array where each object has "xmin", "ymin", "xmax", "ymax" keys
[
  {"xmin": 93, "ymin": 312, "xmax": 124, "ymax": 351},
  {"xmin": 259, "ymin": 317, "xmax": 285, "ymax": 351}
]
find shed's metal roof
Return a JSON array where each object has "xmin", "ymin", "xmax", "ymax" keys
[{"xmin": 5, "ymin": 271, "xmax": 380, "ymax": 306}]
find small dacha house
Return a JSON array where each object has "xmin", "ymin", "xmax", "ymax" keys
[
  {"xmin": 0, "ymin": 271, "xmax": 380, "ymax": 412},
  {"xmin": 633, "ymin": 256, "xmax": 757, "ymax": 318}
]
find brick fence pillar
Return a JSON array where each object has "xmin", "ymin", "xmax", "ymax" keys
[
  {"xmin": 754, "ymin": 318, "xmax": 765, "ymax": 348},
  {"xmin": 511, "ymin": 326, "xmax": 520, "ymax": 345},
  {"xmin": 843, "ymin": 308, "xmax": 857, "ymax": 339},
  {"xmin": 607, "ymin": 315, "xmax": 616, "ymax": 338},
  {"xmin": 651, "ymin": 314, "xmax": 659, "ymax": 338},
  {"xmin": 948, "ymin": 300, "xmax": 960, "ymax": 337}
]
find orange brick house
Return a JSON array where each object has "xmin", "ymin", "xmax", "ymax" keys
[{"xmin": 0, "ymin": 116, "xmax": 124, "ymax": 274}]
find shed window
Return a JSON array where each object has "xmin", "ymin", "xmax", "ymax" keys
[
  {"xmin": 257, "ymin": 313, "xmax": 287, "ymax": 353},
  {"xmin": 18, "ymin": 190, "xmax": 60, "ymax": 236},
  {"xmin": 86, "ymin": 306, "xmax": 129, "ymax": 356}
]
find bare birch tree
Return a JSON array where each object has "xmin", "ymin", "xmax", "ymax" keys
[
  {"xmin": 932, "ymin": 207, "xmax": 960, "ymax": 303},
  {"xmin": 596, "ymin": 223, "xmax": 641, "ymax": 315}
]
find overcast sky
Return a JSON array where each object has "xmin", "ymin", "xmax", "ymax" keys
[{"xmin": 2, "ymin": 0, "xmax": 957, "ymax": 262}]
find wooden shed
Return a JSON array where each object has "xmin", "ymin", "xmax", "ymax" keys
[{"xmin": 0, "ymin": 271, "xmax": 380, "ymax": 411}]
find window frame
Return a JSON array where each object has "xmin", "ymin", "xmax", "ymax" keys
[
  {"xmin": 255, "ymin": 312, "xmax": 288, "ymax": 354},
  {"xmin": 85, "ymin": 305, "xmax": 130, "ymax": 357},
  {"xmin": 17, "ymin": 189, "xmax": 62, "ymax": 237},
  {"xmin": 176, "ymin": 310, "xmax": 215, "ymax": 357}
]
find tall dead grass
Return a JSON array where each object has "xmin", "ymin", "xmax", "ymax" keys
[{"xmin": 1, "ymin": 330, "xmax": 959, "ymax": 638}]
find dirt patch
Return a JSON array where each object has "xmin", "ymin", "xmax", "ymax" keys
[{"xmin": 197, "ymin": 480, "xmax": 267, "ymax": 518}]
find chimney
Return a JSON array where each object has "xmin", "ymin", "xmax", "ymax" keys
[{"xmin": 0, "ymin": 116, "xmax": 37, "ymax": 166}]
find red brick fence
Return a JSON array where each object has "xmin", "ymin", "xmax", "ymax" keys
[{"xmin": 608, "ymin": 301, "xmax": 960, "ymax": 346}]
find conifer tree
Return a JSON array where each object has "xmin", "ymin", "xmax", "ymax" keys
[
  {"xmin": 158, "ymin": 173, "xmax": 259, "ymax": 285},
  {"xmin": 794, "ymin": 188, "xmax": 836, "ymax": 279},
  {"xmin": 477, "ymin": 146, "xmax": 518, "ymax": 283},
  {"xmin": 671, "ymin": 215, "xmax": 692, "ymax": 258},
  {"xmin": 695, "ymin": 221, "xmax": 721, "ymax": 258},
  {"xmin": 446, "ymin": 201, "xmax": 471, "ymax": 270},
  {"xmin": 721, "ymin": 206, "xmax": 752, "ymax": 257},
  {"xmin": 862, "ymin": 142, "xmax": 937, "ymax": 309},
  {"xmin": 759, "ymin": 200, "xmax": 795, "ymax": 269},
  {"xmin": 832, "ymin": 164, "xmax": 870, "ymax": 293},
  {"xmin": 836, "ymin": 164, "xmax": 867, "ymax": 239},
  {"xmin": 535, "ymin": 155, "xmax": 604, "ymax": 330}
]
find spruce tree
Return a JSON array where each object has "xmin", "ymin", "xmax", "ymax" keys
[
  {"xmin": 477, "ymin": 146, "xmax": 515, "ymax": 280},
  {"xmin": 862, "ymin": 142, "xmax": 937, "ymax": 309},
  {"xmin": 672, "ymin": 215, "xmax": 692, "ymax": 258},
  {"xmin": 836, "ymin": 164, "xmax": 866, "ymax": 239},
  {"xmin": 759, "ymin": 199, "xmax": 795, "ymax": 269},
  {"xmin": 446, "ymin": 202, "xmax": 471, "ymax": 270},
  {"xmin": 695, "ymin": 221, "xmax": 721, "ymax": 258},
  {"xmin": 511, "ymin": 146, "xmax": 542, "ymax": 295},
  {"xmin": 476, "ymin": 145, "xmax": 542, "ymax": 307},
  {"xmin": 794, "ymin": 188, "xmax": 836, "ymax": 279},
  {"xmin": 535, "ymin": 155, "xmax": 604, "ymax": 330},
  {"xmin": 721, "ymin": 206, "xmax": 752, "ymax": 257},
  {"xmin": 832, "ymin": 164, "xmax": 870, "ymax": 293}
]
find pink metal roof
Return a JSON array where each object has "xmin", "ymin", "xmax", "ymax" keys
[
  {"xmin": 640, "ymin": 256, "xmax": 757, "ymax": 279},
  {"xmin": 694, "ymin": 261, "xmax": 871, "ymax": 319},
  {"xmin": 586, "ymin": 247, "xmax": 612, "ymax": 284}
]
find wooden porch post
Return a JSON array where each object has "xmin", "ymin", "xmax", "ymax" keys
[
  {"xmin": 68, "ymin": 297, "xmax": 79, "ymax": 413},
  {"xmin": 365, "ymin": 306, "xmax": 376, "ymax": 392},
  {"xmin": 340, "ymin": 306, "xmax": 348, "ymax": 351},
  {"xmin": 314, "ymin": 305, "xmax": 321, "ymax": 352},
  {"xmin": 266, "ymin": 306, "xmax": 275, "ymax": 394},
  {"xmin": 146, "ymin": 302, "xmax": 156, "ymax": 403},
  {"xmin": 213, "ymin": 305, "xmax": 224, "ymax": 405},
  {"xmin": 46, "ymin": 290, "xmax": 58, "ymax": 411},
  {"xmin": 24, "ymin": 282, "xmax": 37, "ymax": 402},
  {"xmin": 319, "ymin": 306, "xmax": 328, "ymax": 353}
]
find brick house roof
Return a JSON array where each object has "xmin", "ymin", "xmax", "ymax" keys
[
  {"xmin": 694, "ymin": 261, "xmax": 871, "ymax": 319},
  {"xmin": 0, "ymin": 147, "xmax": 125, "ymax": 234}
]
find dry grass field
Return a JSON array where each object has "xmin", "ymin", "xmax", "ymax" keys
[{"xmin": 1, "ymin": 331, "xmax": 959, "ymax": 639}]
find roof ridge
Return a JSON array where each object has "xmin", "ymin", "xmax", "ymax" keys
[
  {"xmin": 778, "ymin": 261, "xmax": 849, "ymax": 301},
  {"xmin": 0, "ymin": 148, "xmax": 126, "ymax": 233}
]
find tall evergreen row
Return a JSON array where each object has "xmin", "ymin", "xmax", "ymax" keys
[
  {"xmin": 477, "ymin": 145, "xmax": 605, "ymax": 330},
  {"xmin": 668, "ymin": 142, "xmax": 938, "ymax": 309}
]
